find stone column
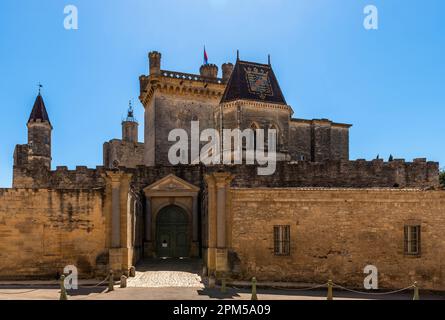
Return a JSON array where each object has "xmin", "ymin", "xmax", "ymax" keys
[
  {"xmin": 204, "ymin": 175, "xmax": 217, "ymax": 275},
  {"xmin": 191, "ymin": 195, "xmax": 200, "ymax": 257},
  {"xmin": 104, "ymin": 171, "xmax": 133, "ymax": 278},
  {"xmin": 144, "ymin": 196, "xmax": 153, "ymax": 258},
  {"xmin": 192, "ymin": 195, "xmax": 199, "ymax": 242},
  {"xmin": 212, "ymin": 173, "xmax": 233, "ymax": 276},
  {"xmin": 111, "ymin": 178, "xmax": 121, "ymax": 248},
  {"xmin": 216, "ymin": 183, "xmax": 227, "ymax": 248},
  {"xmin": 145, "ymin": 197, "xmax": 152, "ymax": 242}
]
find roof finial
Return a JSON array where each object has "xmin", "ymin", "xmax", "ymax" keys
[
  {"xmin": 38, "ymin": 83, "xmax": 43, "ymax": 96},
  {"xmin": 268, "ymin": 54, "xmax": 271, "ymax": 66},
  {"xmin": 237, "ymin": 50, "xmax": 240, "ymax": 61}
]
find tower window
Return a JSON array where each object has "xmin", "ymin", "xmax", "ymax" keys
[
  {"xmin": 274, "ymin": 225, "xmax": 290, "ymax": 256},
  {"xmin": 404, "ymin": 225, "xmax": 421, "ymax": 256}
]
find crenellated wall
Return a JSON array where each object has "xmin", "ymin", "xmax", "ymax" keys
[
  {"xmin": 221, "ymin": 159, "xmax": 439, "ymax": 189},
  {"xmin": 13, "ymin": 166, "xmax": 107, "ymax": 189},
  {"xmin": 12, "ymin": 158, "xmax": 439, "ymax": 192}
]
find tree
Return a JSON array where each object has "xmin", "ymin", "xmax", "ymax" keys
[{"xmin": 440, "ymin": 169, "xmax": 445, "ymax": 189}]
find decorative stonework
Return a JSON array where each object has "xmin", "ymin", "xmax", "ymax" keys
[{"xmin": 143, "ymin": 174, "xmax": 200, "ymax": 258}]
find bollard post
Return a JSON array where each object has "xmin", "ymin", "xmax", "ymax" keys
[
  {"xmin": 202, "ymin": 265, "xmax": 208, "ymax": 277},
  {"xmin": 413, "ymin": 282, "xmax": 420, "ymax": 300},
  {"xmin": 208, "ymin": 275, "xmax": 216, "ymax": 289},
  {"xmin": 120, "ymin": 275, "xmax": 127, "ymax": 288},
  {"xmin": 129, "ymin": 266, "xmax": 136, "ymax": 278},
  {"xmin": 108, "ymin": 270, "xmax": 114, "ymax": 292},
  {"xmin": 221, "ymin": 278, "xmax": 227, "ymax": 294},
  {"xmin": 59, "ymin": 275, "xmax": 68, "ymax": 301},
  {"xmin": 327, "ymin": 280, "xmax": 333, "ymax": 300},
  {"xmin": 251, "ymin": 277, "xmax": 258, "ymax": 301}
]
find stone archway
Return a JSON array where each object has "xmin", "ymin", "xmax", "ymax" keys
[
  {"xmin": 156, "ymin": 205, "xmax": 190, "ymax": 258},
  {"xmin": 143, "ymin": 174, "xmax": 200, "ymax": 258}
]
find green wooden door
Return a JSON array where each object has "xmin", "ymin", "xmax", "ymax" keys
[{"xmin": 156, "ymin": 206, "xmax": 190, "ymax": 258}]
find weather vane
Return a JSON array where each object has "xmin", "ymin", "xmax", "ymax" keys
[{"xmin": 38, "ymin": 83, "xmax": 43, "ymax": 95}]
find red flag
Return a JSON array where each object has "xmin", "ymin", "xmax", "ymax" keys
[{"xmin": 204, "ymin": 47, "xmax": 209, "ymax": 65}]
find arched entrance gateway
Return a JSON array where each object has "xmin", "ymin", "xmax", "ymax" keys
[
  {"xmin": 156, "ymin": 205, "xmax": 190, "ymax": 258},
  {"xmin": 143, "ymin": 174, "xmax": 200, "ymax": 259}
]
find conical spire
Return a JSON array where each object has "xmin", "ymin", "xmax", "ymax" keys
[{"xmin": 28, "ymin": 93, "xmax": 51, "ymax": 125}]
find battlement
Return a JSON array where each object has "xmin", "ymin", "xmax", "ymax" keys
[
  {"xmin": 13, "ymin": 158, "xmax": 439, "ymax": 191},
  {"xmin": 139, "ymin": 51, "xmax": 228, "ymax": 106},
  {"xmin": 13, "ymin": 165, "xmax": 107, "ymax": 189},
  {"xmin": 222, "ymin": 159, "xmax": 439, "ymax": 189}
]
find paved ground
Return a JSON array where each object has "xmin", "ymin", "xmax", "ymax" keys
[
  {"xmin": 1, "ymin": 259, "xmax": 444, "ymax": 300},
  {"xmin": 127, "ymin": 258, "xmax": 204, "ymax": 288},
  {"xmin": 1, "ymin": 285, "xmax": 444, "ymax": 300}
]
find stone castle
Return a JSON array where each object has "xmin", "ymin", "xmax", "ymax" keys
[{"xmin": 1, "ymin": 51, "xmax": 444, "ymax": 290}]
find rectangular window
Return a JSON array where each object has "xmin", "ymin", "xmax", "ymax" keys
[
  {"xmin": 404, "ymin": 225, "xmax": 421, "ymax": 256},
  {"xmin": 274, "ymin": 225, "xmax": 290, "ymax": 256}
]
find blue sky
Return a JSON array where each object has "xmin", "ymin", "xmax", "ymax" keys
[{"xmin": 0, "ymin": 0, "xmax": 444, "ymax": 187}]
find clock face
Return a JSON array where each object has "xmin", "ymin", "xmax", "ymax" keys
[{"xmin": 244, "ymin": 67, "xmax": 274, "ymax": 100}]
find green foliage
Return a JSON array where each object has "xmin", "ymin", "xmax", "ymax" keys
[{"xmin": 440, "ymin": 169, "xmax": 445, "ymax": 188}]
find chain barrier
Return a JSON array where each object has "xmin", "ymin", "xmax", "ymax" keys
[
  {"xmin": 332, "ymin": 283, "xmax": 415, "ymax": 296},
  {"xmin": 0, "ymin": 288, "xmax": 41, "ymax": 295},
  {"xmin": 270, "ymin": 283, "xmax": 328, "ymax": 291},
  {"xmin": 0, "ymin": 279, "xmax": 59, "ymax": 295},
  {"xmin": 226, "ymin": 280, "xmax": 418, "ymax": 300},
  {"xmin": 77, "ymin": 275, "xmax": 110, "ymax": 289}
]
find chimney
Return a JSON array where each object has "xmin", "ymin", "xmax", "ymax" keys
[{"xmin": 149, "ymin": 51, "xmax": 161, "ymax": 75}]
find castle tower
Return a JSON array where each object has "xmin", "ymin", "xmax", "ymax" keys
[
  {"xmin": 122, "ymin": 101, "xmax": 138, "ymax": 143},
  {"xmin": 27, "ymin": 92, "xmax": 52, "ymax": 169},
  {"xmin": 218, "ymin": 57, "xmax": 293, "ymax": 160},
  {"xmin": 200, "ymin": 64, "xmax": 218, "ymax": 79},
  {"xmin": 139, "ymin": 51, "xmax": 226, "ymax": 166},
  {"xmin": 222, "ymin": 63, "xmax": 234, "ymax": 83}
]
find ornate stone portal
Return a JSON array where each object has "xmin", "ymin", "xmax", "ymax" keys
[{"xmin": 143, "ymin": 174, "xmax": 200, "ymax": 258}]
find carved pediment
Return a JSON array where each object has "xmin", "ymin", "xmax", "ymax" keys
[{"xmin": 144, "ymin": 174, "xmax": 200, "ymax": 196}]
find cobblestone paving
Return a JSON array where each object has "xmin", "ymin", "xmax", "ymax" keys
[{"xmin": 127, "ymin": 258, "xmax": 204, "ymax": 288}]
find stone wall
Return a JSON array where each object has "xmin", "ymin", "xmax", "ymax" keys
[
  {"xmin": 13, "ymin": 166, "xmax": 106, "ymax": 189},
  {"xmin": 152, "ymin": 94, "xmax": 219, "ymax": 165},
  {"xmin": 222, "ymin": 160, "xmax": 439, "ymax": 189},
  {"xmin": 290, "ymin": 119, "xmax": 350, "ymax": 162},
  {"xmin": 103, "ymin": 139, "xmax": 144, "ymax": 169},
  {"xmin": 216, "ymin": 101, "xmax": 292, "ymax": 155},
  {"xmin": 12, "ymin": 157, "xmax": 439, "ymax": 192},
  {"xmin": 229, "ymin": 188, "xmax": 445, "ymax": 290},
  {"xmin": 0, "ymin": 188, "xmax": 108, "ymax": 279}
]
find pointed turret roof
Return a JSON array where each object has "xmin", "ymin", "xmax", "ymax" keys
[
  {"xmin": 220, "ymin": 59, "xmax": 287, "ymax": 105},
  {"xmin": 28, "ymin": 94, "xmax": 51, "ymax": 125}
]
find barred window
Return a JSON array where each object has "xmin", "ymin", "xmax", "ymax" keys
[
  {"xmin": 274, "ymin": 225, "xmax": 290, "ymax": 256},
  {"xmin": 404, "ymin": 225, "xmax": 421, "ymax": 256}
]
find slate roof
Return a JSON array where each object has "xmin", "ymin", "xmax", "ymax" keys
[
  {"xmin": 28, "ymin": 94, "xmax": 51, "ymax": 125},
  {"xmin": 220, "ymin": 60, "xmax": 287, "ymax": 105}
]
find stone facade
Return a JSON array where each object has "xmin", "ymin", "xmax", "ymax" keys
[
  {"xmin": 0, "ymin": 50, "xmax": 444, "ymax": 291},
  {"xmin": 103, "ymin": 140, "xmax": 144, "ymax": 169},
  {"xmin": 228, "ymin": 188, "xmax": 445, "ymax": 290},
  {"xmin": 0, "ymin": 188, "xmax": 107, "ymax": 279}
]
